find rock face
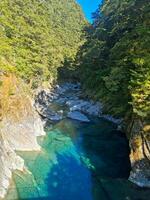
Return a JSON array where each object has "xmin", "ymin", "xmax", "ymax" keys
[
  {"xmin": 0, "ymin": 136, "xmax": 24, "ymax": 199},
  {"xmin": 35, "ymin": 90, "xmax": 63, "ymax": 122},
  {"xmin": 0, "ymin": 106, "xmax": 45, "ymax": 198},
  {"xmin": 1, "ymin": 114, "xmax": 44, "ymax": 152},
  {"xmin": 127, "ymin": 118, "xmax": 150, "ymax": 187},
  {"xmin": 0, "ymin": 75, "xmax": 45, "ymax": 198}
]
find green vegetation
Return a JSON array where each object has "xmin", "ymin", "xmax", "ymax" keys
[
  {"xmin": 0, "ymin": 0, "xmax": 149, "ymax": 121},
  {"xmin": 76, "ymin": 0, "xmax": 150, "ymax": 119},
  {"xmin": 0, "ymin": 0, "xmax": 86, "ymax": 84}
]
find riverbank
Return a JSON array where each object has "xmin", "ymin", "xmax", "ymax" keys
[{"xmin": 35, "ymin": 82, "xmax": 122, "ymax": 124}]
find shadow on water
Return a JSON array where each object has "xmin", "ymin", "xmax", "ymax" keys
[{"xmin": 82, "ymin": 132, "xmax": 131, "ymax": 178}]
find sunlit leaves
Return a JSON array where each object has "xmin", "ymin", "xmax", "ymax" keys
[
  {"xmin": 0, "ymin": 0, "xmax": 86, "ymax": 85},
  {"xmin": 77, "ymin": 0, "xmax": 150, "ymax": 118}
]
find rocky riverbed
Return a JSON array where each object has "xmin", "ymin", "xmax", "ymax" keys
[{"xmin": 35, "ymin": 83, "xmax": 121, "ymax": 124}]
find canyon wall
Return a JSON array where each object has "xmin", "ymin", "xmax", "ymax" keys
[
  {"xmin": 127, "ymin": 118, "xmax": 150, "ymax": 187},
  {"xmin": 0, "ymin": 75, "xmax": 45, "ymax": 198}
]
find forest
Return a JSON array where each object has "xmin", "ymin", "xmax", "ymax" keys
[
  {"xmin": 0, "ymin": 0, "xmax": 86, "ymax": 85},
  {"xmin": 76, "ymin": 0, "xmax": 150, "ymax": 120}
]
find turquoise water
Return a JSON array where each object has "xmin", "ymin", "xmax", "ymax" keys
[{"xmin": 6, "ymin": 118, "xmax": 150, "ymax": 200}]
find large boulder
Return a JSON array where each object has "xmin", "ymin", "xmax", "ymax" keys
[
  {"xmin": 35, "ymin": 104, "xmax": 63, "ymax": 122},
  {"xmin": 67, "ymin": 99, "xmax": 102, "ymax": 117}
]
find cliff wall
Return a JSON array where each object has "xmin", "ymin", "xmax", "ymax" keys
[
  {"xmin": 0, "ymin": 74, "xmax": 45, "ymax": 198},
  {"xmin": 127, "ymin": 117, "xmax": 150, "ymax": 187}
]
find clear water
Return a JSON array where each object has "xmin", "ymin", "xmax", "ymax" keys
[{"xmin": 6, "ymin": 116, "xmax": 150, "ymax": 200}]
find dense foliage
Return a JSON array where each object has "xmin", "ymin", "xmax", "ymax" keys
[
  {"xmin": 0, "ymin": 0, "xmax": 149, "ymax": 120},
  {"xmin": 77, "ymin": 0, "xmax": 150, "ymax": 118},
  {"xmin": 0, "ymin": 0, "xmax": 86, "ymax": 84}
]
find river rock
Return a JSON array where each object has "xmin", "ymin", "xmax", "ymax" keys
[
  {"xmin": 47, "ymin": 113, "xmax": 63, "ymax": 121},
  {"xmin": 61, "ymin": 82, "xmax": 80, "ymax": 91},
  {"xmin": 82, "ymin": 102, "xmax": 102, "ymax": 116},
  {"xmin": 102, "ymin": 115, "xmax": 122, "ymax": 124},
  {"xmin": 54, "ymin": 83, "xmax": 80, "ymax": 95},
  {"xmin": 35, "ymin": 105, "xmax": 63, "ymax": 121},
  {"xmin": 54, "ymin": 86, "xmax": 67, "ymax": 95},
  {"xmin": 67, "ymin": 111, "xmax": 90, "ymax": 122},
  {"xmin": 55, "ymin": 97, "xmax": 68, "ymax": 104},
  {"xmin": 67, "ymin": 99, "xmax": 102, "ymax": 117},
  {"xmin": 69, "ymin": 100, "xmax": 90, "ymax": 111}
]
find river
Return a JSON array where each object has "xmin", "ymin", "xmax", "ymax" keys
[{"xmin": 5, "ymin": 83, "xmax": 150, "ymax": 200}]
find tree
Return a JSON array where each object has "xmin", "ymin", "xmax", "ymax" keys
[{"xmin": 77, "ymin": 0, "xmax": 150, "ymax": 118}]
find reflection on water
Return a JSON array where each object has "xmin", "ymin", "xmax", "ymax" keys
[{"xmin": 6, "ymin": 118, "xmax": 150, "ymax": 200}]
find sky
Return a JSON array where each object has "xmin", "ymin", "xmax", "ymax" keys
[{"xmin": 76, "ymin": 0, "xmax": 101, "ymax": 22}]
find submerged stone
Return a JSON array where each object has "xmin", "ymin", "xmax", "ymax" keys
[{"xmin": 67, "ymin": 111, "xmax": 90, "ymax": 122}]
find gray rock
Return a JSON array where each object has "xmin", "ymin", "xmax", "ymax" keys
[
  {"xmin": 67, "ymin": 111, "xmax": 90, "ymax": 122},
  {"xmin": 47, "ymin": 114, "xmax": 63, "ymax": 121},
  {"xmin": 54, "ymin": 86, "xmax": 66, "ymax": 95},
  {"xmin": 55, "ymin": 97, "xmax": 68, "ymax": 104},
  {"xmin": 66, "ymin": 99, "xmax": 81, "ymax": 107},
  {"xmin": 102, "ymin": 115, "xmax": 122, "ymax": 124},
  {"xmin": 70, "ymin": 101, "xmax": 90, "ymax": 112},
  {"xmin": 82, "ymin": 102, "xmax": 102, "ymax": 116},
  {"xmin": 67, "ymin": 99, "xmax": 102, "ymax": 117},
  {"xmin": 0, "ymin": 138, "xmax": 24, "ymax": 198},
  {"xmin": 57, "ymin": 110, "xmax": 64, "ymax": 114},
  {"xmin": 37, "ymin": 107, "xmax": 63, "ymax": 121},
  {"xmin": 129, "ymin": 159, "xmax": 150, "ymax": 187}
]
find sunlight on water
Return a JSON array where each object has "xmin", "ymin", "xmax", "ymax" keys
[{"xmin": 6, "ymin": 123, "xmax": 95, "ymax": 200}]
